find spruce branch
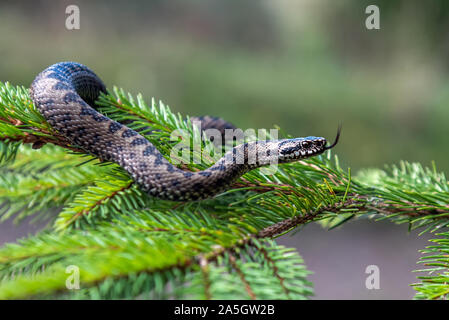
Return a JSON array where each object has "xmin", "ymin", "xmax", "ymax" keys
[
  {"xmin": 0, "ymin": 81, "xmax": 448, "ymax": 299},
  {"xmin": 412, "ymin": 232, "xmax": 449, "ymax": 300},
  {"xmin": 0, "ymin": 82, "xmax": 84, "ymax": 154}
]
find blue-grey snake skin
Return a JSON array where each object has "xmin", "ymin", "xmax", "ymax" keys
[{"xmin": 30, "ymin": 62, "xmax": 339, "ymax": 201}]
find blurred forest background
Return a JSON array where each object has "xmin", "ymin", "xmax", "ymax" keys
[{"xmin": 0, "ymin": 0, "xmax": 448, "ymax": 299}]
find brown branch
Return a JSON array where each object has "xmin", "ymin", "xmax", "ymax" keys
[
  {"xmin": 228, "ymin": 253, "xmax": 256, "ymax": 300},
  {"xmin": 256, "ymin": 244, "xmax": 290, "ymax": 297},
  {"xmin": 231, "ymin": 181, "xmax": 296, "ymax": 194},
  {"xmin": 257, "ymin": 199, "xmax": 357, "ymax": 238},
  {"xmin": 0, "ymin": 111, "xmax": 85, "ymax": 152},
  {"xmin": 69, "ymin": 182, "xmax": 134, "ymax": 222},
  {"xmin": 1, "ymin": 132, "xmax": 84, "ymax": 153},
  {"xmin": 356, "ymin": 194, "xmax": 449, "ymax": 218}
]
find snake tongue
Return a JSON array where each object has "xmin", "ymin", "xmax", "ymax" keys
[{"xmin": 324, "ymin": 124, "xmax": 342, "ymax": 150}]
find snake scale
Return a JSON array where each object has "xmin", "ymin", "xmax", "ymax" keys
[{"xmin": 30, "ymin": 62, "xmax": 340, "ymax": 201}]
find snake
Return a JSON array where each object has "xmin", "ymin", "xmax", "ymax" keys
[{"xmin": 30, "ymin": 62, "xmax": 340, "ymax": 201}]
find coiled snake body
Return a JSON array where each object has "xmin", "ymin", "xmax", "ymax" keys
[{"xmin": 30, "ymin": 62, "xmax": 339, "ymax": 201}]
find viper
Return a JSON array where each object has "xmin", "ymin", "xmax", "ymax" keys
[{"xmin": 30, "ymin": 62, "xmax": 340, "ymax": 201}]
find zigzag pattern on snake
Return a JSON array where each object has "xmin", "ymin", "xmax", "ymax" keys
[{"xmin": 30, "ymin": 62, "xmax": 340, "ymax": 201}]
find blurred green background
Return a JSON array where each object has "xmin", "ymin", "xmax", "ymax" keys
[
  {"xmin": 1, "ymin": 0, "xmax": 448, "ymax": 173},
  {"xmin": 0, "ymin": 0, "xmax": 447, "ymax": 299}
]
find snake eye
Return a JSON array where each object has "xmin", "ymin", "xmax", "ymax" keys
[{"xmin": 302, "ymin": 141, "xmax": 310, "ymax": 148}]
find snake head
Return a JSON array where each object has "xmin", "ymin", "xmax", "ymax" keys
[
  {"xmin": 278, "ymin": 136, "xmax": 327, "ymax": 162},
  {"xmin": 277, "ymin": 126, "xmax": 341, "ymax": 162}
]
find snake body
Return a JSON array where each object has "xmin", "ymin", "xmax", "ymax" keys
[{"xmin": 30, "ymin": 62, "xmax": 339, "ymax": 201}]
